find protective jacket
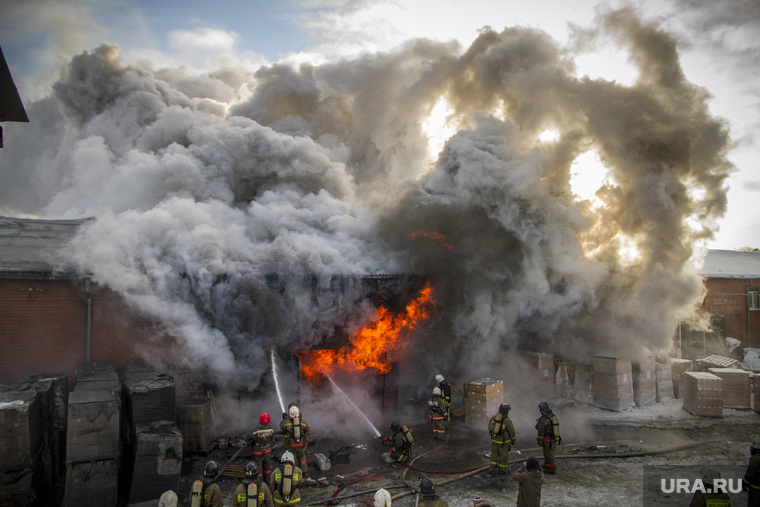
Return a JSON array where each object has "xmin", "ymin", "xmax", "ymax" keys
[
  {"xmin": 513, "ymin": 467, "xmax": 544, "ymax": 507},
  {"xmin": 391, "ymin": 427, "xmax": 413, "ymax": 462},
  {"xmin": 743, "ymin": 453, "xmax": 760, "ymax": 505},
  {"xmin": 232, "ymin": 478, "xmax": 275, "ymax": 507},
  {"xmin": 190, "ymin": 478, "xmax": 223, "ymax": 507},
  {"xmin": 688, "ymin": 489, "xmax": 731, "ymax": 507},
  {"xmin": 252, "ymin": 424, "xmax": 276, "ymax": 480}
]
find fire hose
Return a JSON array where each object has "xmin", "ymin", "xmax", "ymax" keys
[{"xmin": 302, "ymin": 438, "xmax": 728, "ymax": 506}]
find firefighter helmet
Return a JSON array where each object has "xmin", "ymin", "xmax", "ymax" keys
[
  {"xmin": 419, "ymin": 477, "xmax": 435, "ymax": 497},
  {"xmin": 700, "ymin": 466, "xmax": 720, "ymax": 485},
  {"xmin": 245, "ymin": 461, "xmax": 259, "ymax": 478},
  {"xmin": 432, "ymin": 387, "xmax": 441, "ymax": 396},
  {"xmin": 390, "ymin": 421, "xmax": 401, "ymax": 432},
  {"xmin": 374, "ymin": 488, "xmax": 392, "ymax": 506},
  {"xmin": 288, "ymin": 405, "xmax": 300, "ymax": 419},
  {"xmin": 280, "ymin": 451, "xmax": 295, "ymax": 464},
  {"xmin": 499, "ymin": 403, "xmax": 511, "ymax": 415},
  {"xmin": 538, "ymin": 401, "xmax": 550, "ymax": 413},
  {"xmin": 260, "ymin": 412, "xmax": 270, "ymax": 425},
  {"xmin": 435, "ymin": 374, "xmax": 444, "ymax": 383},
  {"xmin": 204, "ymin": 460, "xmax": 219, "ymax": 478}
]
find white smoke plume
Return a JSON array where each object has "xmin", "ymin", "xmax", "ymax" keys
[{"xmin": 0, "ymin": 9, "xmax": 732, "ymax": 393}]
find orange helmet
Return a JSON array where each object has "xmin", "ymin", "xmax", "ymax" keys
[{"xmin": 260, "ymin": 412, "xmax": 270, "ymax": 425}]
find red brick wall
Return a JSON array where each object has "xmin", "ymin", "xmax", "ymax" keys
[
  {"xmin": 703, "ymin": 277, "xmax": 760, "ymax": 348},
  {"xmin": 0, "ymin": 278, "xmax": 171, "ymax": 390}
]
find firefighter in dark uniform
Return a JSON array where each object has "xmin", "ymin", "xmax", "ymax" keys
[
  {"xmin": 535, "ymin": 401, "xmax": 560, "ymax": 474},
  {"xmin": 418, "ymin": 477, "xmax": 449, "ymax": 506},
  {"xmin": 513, "ymin": 457, "xmax": 545, "ymax": 507},
  {"xmin": 233, "ymin": 462, "xmax": 274, "ymax": 507},
  {"xmin": 743, "ymin": 434, "xmax": 760, "ymax": 506},
  {"xmin": 388, "ymin": 420, "xmax": 414, "ymax": 464},
  {"xmin": 428, "ymin": 387, "xmax": 446, "ymax": 439},
  {"xmin": 689, "ymin": 467, "xmax": 731, "ymax": 507},
  {"xmin": 280, "ymin": 405, "xmax": 310, "ymax": 472},
  {"xmin": 435, "ymin": 374, "xmax": 452, "ymax": 420},
  {"xmin": 270, "ymin": 451, "xmax": 303, "ymax": 506},
  {"xmin": 190, "ymin": 460, "xmax": 223, "ymax": 507},
  {"xmin": 488, "ymin": 403, "xmax": 516, "ymax": 475},
  {"xmin": 252, "ymin": 412, "xmax": 276, "ymax": 483}
]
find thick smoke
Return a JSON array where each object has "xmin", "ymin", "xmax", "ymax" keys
[{"xmin": 0, "ymin": 10, "xmax": 731, "ymax": 394}]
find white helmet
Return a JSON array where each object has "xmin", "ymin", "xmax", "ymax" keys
[
  {"xmin": 374, "ymin": 488, "xmax": 392, "ymax": 507},
  {"xmin": 435, "ymin": 374, "xmax": 444, "ymax": 383},
  {"xmin": 432, "ymin": 387, "xmax": 441, "ymax": 396},
  {"xmin": 289, "ymin": 405, "xmax": 300, "ymax": 418},
  {"xmin": 280, "ymin": 451, "xmax": 295, "ymax": 464}
]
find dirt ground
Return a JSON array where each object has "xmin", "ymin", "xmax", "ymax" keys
[{"xmin": 175, "ymin": 398, "xmax": 758, "ymax": 506}]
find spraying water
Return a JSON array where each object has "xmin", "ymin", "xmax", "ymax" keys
[
  {"xmin": 270, "ymin": 349, "xmax": 286, "ymax": 414},
  {"xmin": 322, "ymin": 370, "xmax": 381, "ymax": 438}
]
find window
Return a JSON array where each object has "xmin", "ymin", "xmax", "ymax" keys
[{"xmin": 748, "ymin": 286, "xmax": 760, "ymax": 311}]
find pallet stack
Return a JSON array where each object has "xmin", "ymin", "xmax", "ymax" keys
[
  {"xmin": 123, "ymin": 361, "xmax": 181, "ymax": 504},
  {"xmin": 655, "ymin": 357, "xmax": 674, "ymax": 402},
  {"xmin": 176, "ymin": 399, "xmax": 214, "ymax": 453},
  {"xmin": 632, "ymin": 355, "xmax": 656, "ymax": 407},
  {"xmin": 64, "ymin": 361, "xmax": 121, "ymax": 506},
  {"xmin": 0, "ymin": 385, "xmax": 42, "ymax": 505},
  {"xmin": 670, "ymin": 358, "xmax": 693, "ymax": 399},
  {"xmin": 463, "ymin": 378, "xmax": 504, "ymax": 427},
  {"xmin": 706, "ymin": 368, "xmax": 751, "ymax": 409},
  {"xmin": 522, "ymin": 352, "xmax": 555, "ymax": 400},
  {"xmin": 681, "ymin": 371, "xmax": 723, "ymax": 417},
  {"xmin": 593, "ymin": 356, "xmax": 634, "ymax": 411},
  {"xmin": 22, "ymin": 373, "xmax": 68, "ymax": 506}
]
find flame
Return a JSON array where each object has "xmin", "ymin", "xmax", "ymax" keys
[
  {"xmin": 410, "ymin": 230, "xmax": 453, "ymax": 250},
  {"xmin": 300, "ymin": 281, "xmax": 435, "ymax": 382}
]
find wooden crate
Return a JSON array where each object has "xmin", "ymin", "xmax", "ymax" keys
[
  {"xmin": 682, "ymin": 372, "xmax": 723, "ymax": 417},
  {"xmin": 707, "ymin": 368, "xmax": 751, "ymax": 409}
]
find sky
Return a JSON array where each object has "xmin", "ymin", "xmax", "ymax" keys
[{"xmin": 0, "ymin": 0, "xmax": 758, "ymax": 397}]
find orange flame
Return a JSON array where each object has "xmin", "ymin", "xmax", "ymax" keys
[
  {"xmin": 410, "ymin": 230, "xmax": 453, "ymax": 250},
  {"xmin": 300, "ymin": 281, "xmax": 435, "ymax": 382}
]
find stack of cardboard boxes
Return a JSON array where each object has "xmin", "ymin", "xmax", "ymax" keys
[
  {"xmin": 706, "ymin": 368, "xmax": 751, "ymax": 410},
  {"xmin": 593, "ymin": 356, "xmax": 634, "ymax": 411},
  {"xmin": 682, "ymin": 371, "xmax": 723, "ymax": 417},
  {"xmin": 632, "ymin": 355, "xmax": 656, "ymax": 407},
  {"xmin": 463, "ymin": 378, "xmax": 504, "ymax": 427}
]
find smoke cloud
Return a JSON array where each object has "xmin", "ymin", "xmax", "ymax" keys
[{"xmin": 0, "ymin": 9, "xmax": 732, "ymax": 395}]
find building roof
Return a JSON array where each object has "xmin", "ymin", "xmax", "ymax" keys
[
  {"xmin": 0, "ymin": 46, "xmax": 29, "ymax": 123},
  {"xmin": 0, "ymin": 216, "xmax": 90, "ymax": 278},
  {"xmin": 700, "ymin": 249, "xmax": 760, "ymax": 279}
]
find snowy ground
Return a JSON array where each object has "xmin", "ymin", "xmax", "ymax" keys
[{"xmin": 177, "ymin": 397, "xmax": 759, "ymax": 506}]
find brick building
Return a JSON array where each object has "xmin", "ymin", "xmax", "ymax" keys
[{"xmin": 0, "ymin": 216, "xmax": 167, "ymax": 389}]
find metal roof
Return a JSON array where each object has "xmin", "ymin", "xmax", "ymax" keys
[
  {"xmin": 700, "ymin": 249, "xmax": 760, "ymax": 279},
  {"xmin": 0, "ymin": 46, "xmax": 29, "ymax": 123},
  {"xmin": 0, "ymin": 216, "xmax": 90, "ymax": 278}
]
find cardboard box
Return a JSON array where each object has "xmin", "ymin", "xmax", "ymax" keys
[
  {"xmin": 682, "ymin": 371, "xmax": 723, "ymax": 417},
  {"xmin": 707, "ymin": 368, "xmax": 751, "ymax": 409},
  {"xmin": 593, "ymin": 357, "xmax": 634, "ymax": 411},
  {"xmin": 463, "ymin": 378, "xmax": 503, "ymax": 394},
  {"xmin": 656, "ymin": 360, "xmax": 674, "ymax": 402},
  {"xmin": 670, "ymin": 358, "xmax": 693, "ymax": 399},
  {"xmin": 573, "ymin": 364, "xmax": 594, "ymax": 405},
  {"xmin": 463, "ymin": 378, "xmax": 504, "ymax": 427},
  {"xmin": 632, "ymin": 355, "xmax": 656, "ymax": 407}
]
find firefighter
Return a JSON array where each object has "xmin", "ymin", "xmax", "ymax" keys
[
  {"xmin": 270, "ymin": 451, "xmax": 303, "ymax": 506},
  {"xmin": 374, "ymin": 488, "xmax": 392, "ymax": 506},
  {"xmin": 435, "ymin": 374, "xmax": 452, "ymax": 420},
  {"xmin": 280, "ymin": 405, "xmax": 311, "ymax": 472},
  {"xmin": 428, "ymin": 387, "xmax": 446, "ymax": 439},
  {"xmin": 689, "ymin": 467, "xmax": 731, "ymax": 507},
  {"xmin": 513, "ymin": 457, "xmax": 544, "ymax": 507},
  {"xmin": 190, "ymin": 460, "xmax": 223, "ymax": 507},
  {"xmin": 418, "ymin": 477, "xmax": 449, "ymax": 506},
  {"xmin": 233, "ymin": 462, "xmax": 274, "ymax": 507},
  {"xmin": 158, "ymin": 490, "xmax": 178, "ymax": 507},
  {"xmin": 488, "ymin": 403, "xmax": 515, "ymax": 475},
  {"xmin": 384, "ymin": 420, "xmax": 414, "ymax": 464},
  {"xmin": 535, "ymin": 401, "xmax": 560, "ymax": 474},
  {"xmin": 743, "ymin": 434, "xmax": 760, "ymax": 506},
  {"xmin": 252, "ymin": 412, "xmax": 276, "ymax": 483}
]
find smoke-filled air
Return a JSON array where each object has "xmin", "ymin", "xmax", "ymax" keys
[{"xmin": 0, "ymin": 9, "xmax": 732, "ymax": 392}]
